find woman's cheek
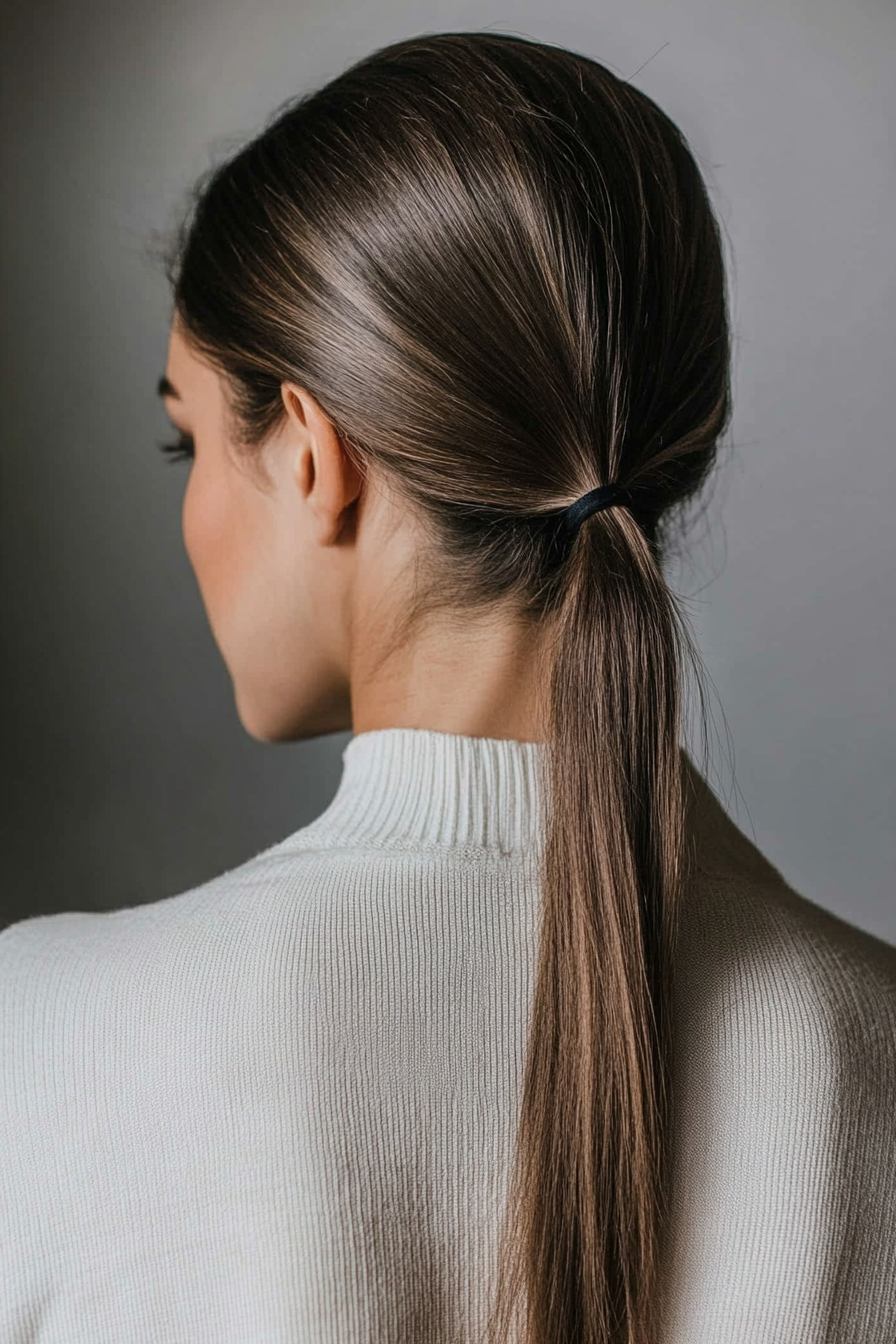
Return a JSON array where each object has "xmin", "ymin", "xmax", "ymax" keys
[{"xmin": 182, "ymin": 462, "xmax": 240, "ymax": 640}]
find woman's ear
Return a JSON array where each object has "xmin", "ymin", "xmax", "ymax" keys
[{"xmin": 280, "ymin": 382, "xmax": 364, "ymax": 545}]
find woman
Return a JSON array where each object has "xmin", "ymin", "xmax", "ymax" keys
[{"xmin": 1, "ymin": 30, "xmax": 894, "ymax": 1344}]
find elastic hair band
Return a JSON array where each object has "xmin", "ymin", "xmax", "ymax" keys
[{"xmin": 561, "ymin": 482, "xmax": 631, "ymax": 545}]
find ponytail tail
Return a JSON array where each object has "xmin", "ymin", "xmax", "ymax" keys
[{"xmin": 486, "ymin": 505, "xmax": 699, "ymax": 1344}]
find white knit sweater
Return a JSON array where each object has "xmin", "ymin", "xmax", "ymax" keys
[{"xmin": 1, "ymin": 728, "xmax": 895, "ymax": 1343}]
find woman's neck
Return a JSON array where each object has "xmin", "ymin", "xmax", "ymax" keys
[{"xmin": 349, "ymin": 605, "xmax": 553, "ymax": 744}]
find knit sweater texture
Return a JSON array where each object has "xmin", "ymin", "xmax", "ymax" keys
[{"xmin": 1, "ymin": 728, "xmax": 895, "ymax": 1343}]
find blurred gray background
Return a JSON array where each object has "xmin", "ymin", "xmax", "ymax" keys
[{"xmin": 2, "ymin": 0, "xmax": 893, "ymax": 939}]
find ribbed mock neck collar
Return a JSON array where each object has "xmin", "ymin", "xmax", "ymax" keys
[{"xmin": 298, "ymin": 728, "xmax": 547, "ymax": 857}]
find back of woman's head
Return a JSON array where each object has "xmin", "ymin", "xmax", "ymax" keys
[{"xmin": 169, "ymin": 30, "xmax": 730, "ymax": 1344}]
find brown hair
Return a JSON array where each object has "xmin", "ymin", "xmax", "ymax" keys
[{"xmin": 166, "ymin": 31, "xmax": 730, "ymax": 1343}]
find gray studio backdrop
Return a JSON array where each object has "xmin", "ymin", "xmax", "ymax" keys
[{"xmin": 2, "ymin": 0, "xmax": 893, "ymax": 939}]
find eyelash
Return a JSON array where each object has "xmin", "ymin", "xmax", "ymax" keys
[{"xmin": 158, "ymin": 432, "xmax": 195, "ymax": 463}]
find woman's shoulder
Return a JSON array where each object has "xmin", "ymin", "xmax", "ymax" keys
[
  {"xmin": 674, "ymin": 755, "xmax": 896, "ymax": 1215},
  {"xmin": 0, "ymin": 834, "xmax": 332, "ymax": 1030},
  {"xmin": 663, "ymin": 766, "xmax": 896, "ymax": 1337},
  {"xmin": 676, "ymin": 856, "xmax": 896, "ymax": 1101},
  {"xmin": 679, "ymin": 753, "xmax": 896, "ymax": 1037},
  {"xmin": 664, "ymin": 872, "xmax": 896, "ymax": 1336},
  {"xmin": 674, "ymin": 753, "xmax": 896, "ymax": 1206}
]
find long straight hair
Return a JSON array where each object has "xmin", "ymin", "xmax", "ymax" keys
[{"xmin": 166, "ymin": 32, "xmax": 731, "ymax": 1342}]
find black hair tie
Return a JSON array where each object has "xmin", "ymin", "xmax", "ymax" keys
[{"xmin": 561, "ymin": 482, "xmax": 631, "ymax": 546}]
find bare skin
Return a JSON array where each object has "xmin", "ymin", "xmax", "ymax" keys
[{"xmin": 161, "ymin": 322, "xmax": 553, "ymax": 746}]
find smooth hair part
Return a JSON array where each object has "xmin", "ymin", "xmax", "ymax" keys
[{"xmin": 166, "ymin": 32, "xmax": 731, "ymax": 1343}]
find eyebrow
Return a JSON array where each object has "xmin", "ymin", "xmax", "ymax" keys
[{"xmin": 157, "ymin": 374, "xmax": 180, "ymax": 400}]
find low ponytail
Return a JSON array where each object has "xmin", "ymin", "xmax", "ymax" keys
[
  {"xmin": 167, "ymin": 29, "xmax": 731, "ymax": 1344},
  {"xmin": 485, "ymin": 502, "xmax": 700, "ymax": 1343}
]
